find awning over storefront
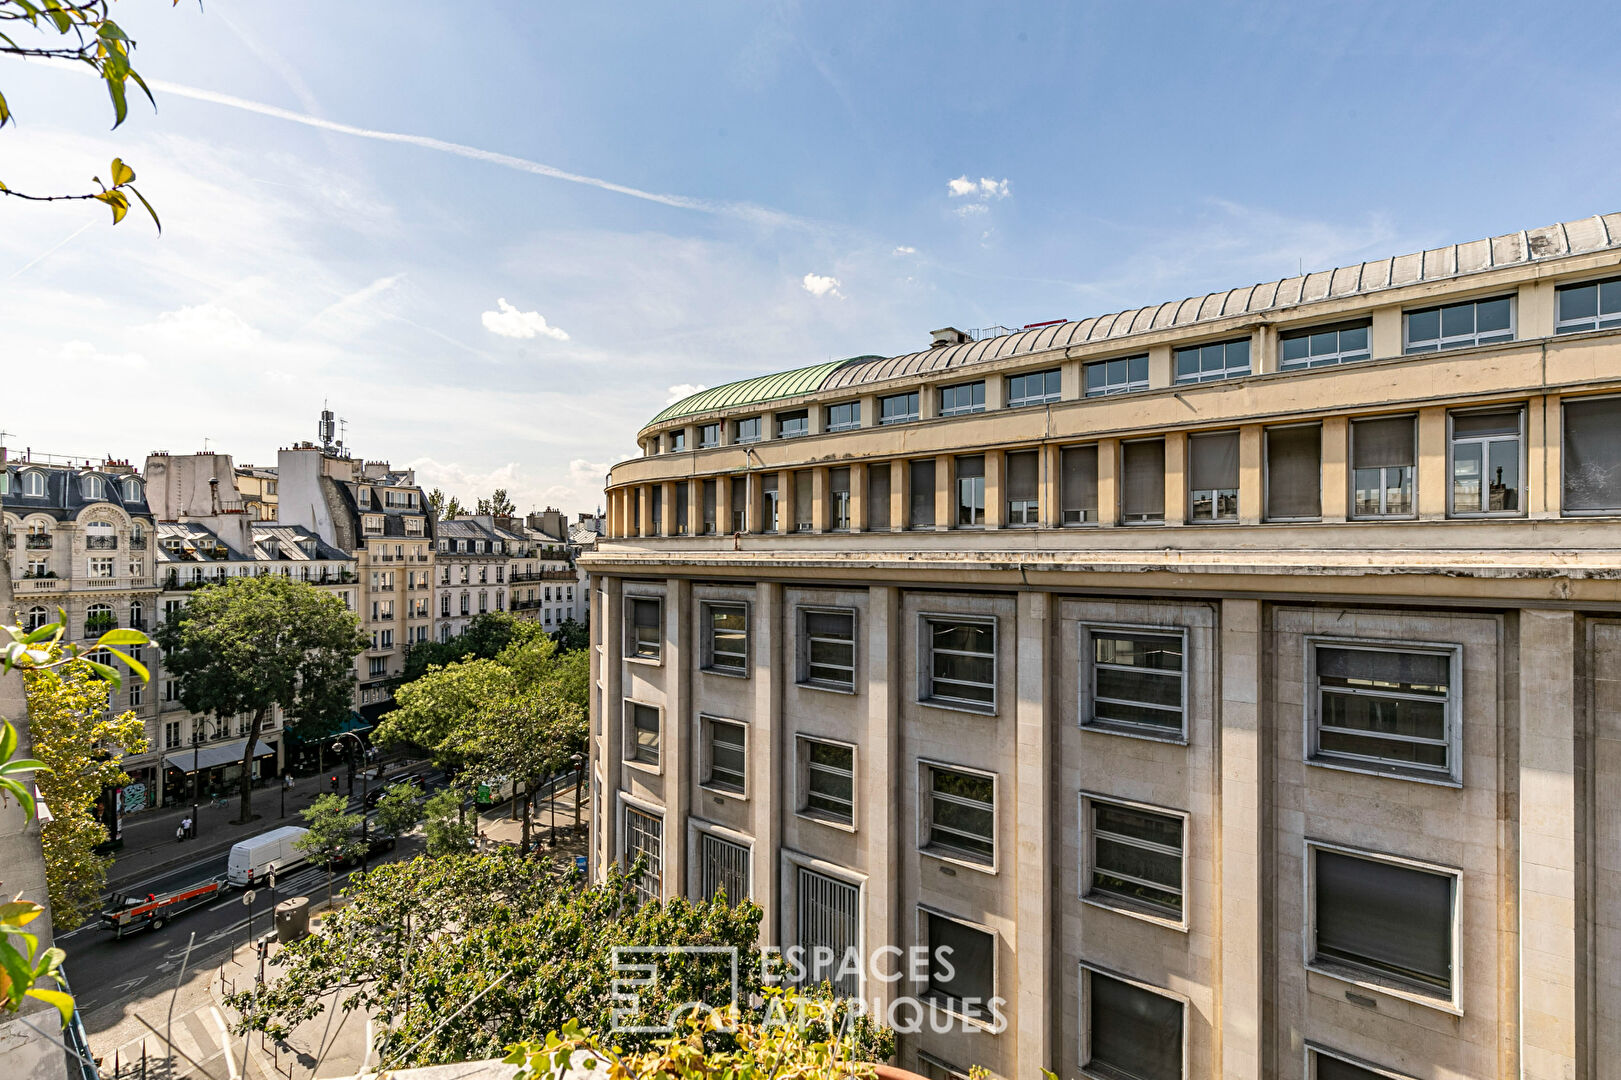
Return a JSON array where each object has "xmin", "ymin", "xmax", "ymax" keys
[
  {"xmin": 162, "ymin": 738, "xmax": 277, "ymax": 773},
  {"xmin": 285, "ymin": 712, "xmax": 372, "ymax": 748}
]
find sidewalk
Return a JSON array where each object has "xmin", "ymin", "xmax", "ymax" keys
[{"xmin": 473, "ymin": 782, "xmax": 590, "ymax": 862}]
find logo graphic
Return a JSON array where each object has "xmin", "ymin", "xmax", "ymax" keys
[{"xmin": 610, "ymin": 945, "xmax": 740, "ymax": 1034}]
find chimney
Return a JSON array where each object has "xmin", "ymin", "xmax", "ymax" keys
[
  {"xmin": 208, "ymin": 476, "xmax": 220, "ymax": 515},
  {"xmin": 930, "ymin": 327, "xmax": 970, "ymax": 348}
]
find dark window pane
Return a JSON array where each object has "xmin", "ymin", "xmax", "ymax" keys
[
  {"xmin": 1315, "ymin": 850, "xmax": 1452, "ymax": 992},
  {"xmin": 927, "ymin": 916, "xmax": 994, "ymax": 1015},
  {"xmin": 1560, "ymin": 283, "xmax": 1598, "ymax": 322},
  {"xmin": 1088, "ymin": 972, "xmax": 1183, "ymax": 1080},
  {"xmin": 1475, "ymin": 297, "xmax": 1511, "ymax": 334},
  {"xmin": 1440, "ymin": 303, "xmax": 1474, "ymax": 337},
  {"xmin": 1407, "ymin": 308, "xmax": 1439, "ymax": 344}
]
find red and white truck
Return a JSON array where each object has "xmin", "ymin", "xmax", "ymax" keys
[{"xmin": 100, "ymin": 876, "xmax": 228, "ymax": 938}]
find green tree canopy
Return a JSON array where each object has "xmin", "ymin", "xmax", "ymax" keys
[
  {"xmin": 371, "ymin": 780, "xmax": 424, "ymax": 841},
  {"xmin": 399, "ymin": 611, "xmax": 547, "ymax": 682},
  {"xmin": 422, "ymin": 788, "xmax": 472, "ymax": 856},
  {"xmin": 155, "ymin": 576, "xmax": 366, "ymax": 824}
]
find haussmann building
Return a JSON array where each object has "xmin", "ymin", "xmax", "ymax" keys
[{"xmin": 580, "ymin": 211, "xmax": 1621, "ymax": 1080}]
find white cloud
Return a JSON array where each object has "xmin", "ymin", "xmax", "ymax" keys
[
  {"xmin": 801, "ymin": 272, "xmax": 844, "ymax": 299},
  {"xmin": 947, "ymin": 176, "xmax": 1010, "ymax": 200},
  {"xmin": 892, "ymin": 245, "xmax": 916, "ymax": 255},
  {"xmin": 481, "ymin": 298, "xmax": 570, "ymax": 341},
  {"xmin": 148, "ymin": 303, "xmax": 264, "ymax": 349},
  {"xmin": 953, "ymin": 203, "xmax": 990, "ymax": 218},
  {"xmin": 666, "ymin": 383, "xmax": 707, "ymax": 405},
  {"xmin": 58, "ymin": 340, "xmax": 148, "ymax": 370}
]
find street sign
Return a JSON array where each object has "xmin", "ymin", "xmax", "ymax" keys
[
  {"xmin": 267, "ymin": 874, "xmax": 277, "ymax": 891},
  {"xmin": 242, "ymin": 890, "xmax": 257, "ymax": 906},
  {"xmin": 476, "ymin": 783, "xmax": 491, "ymax": 806}
]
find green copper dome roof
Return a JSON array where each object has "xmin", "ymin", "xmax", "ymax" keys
[{"xmin": 649, "ymin": 356, "xmax": 882, "ymax": 425}]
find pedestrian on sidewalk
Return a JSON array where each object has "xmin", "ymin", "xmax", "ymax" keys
[{"xmin": 181, "ymin": 814, "xmax": 193, "ymax": 840}]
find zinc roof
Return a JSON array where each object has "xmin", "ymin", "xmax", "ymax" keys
[{"xmin": 648, "ymin": 357, "xmax": 882, "ymax": 424}]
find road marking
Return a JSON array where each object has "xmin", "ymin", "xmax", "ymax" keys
[
  {"xmin": 110, "ymin": 976, "xmax": 149, "ymax": 995},
  {"xmin": 211, "ymin": 1006, "xmax": 238, "ymax": 1080}
]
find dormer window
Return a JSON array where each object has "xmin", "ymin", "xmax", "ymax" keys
[
  {"xmin": 0, "ymin": 473, "xmax": 8, "ymax": 496},
  {"xmin": 81, "ymin": 474, "xmax": 106, "ymax": 500},
  {"xmin": 22, "ymin": 472, "xmax": 44, "ymax": 498},
  {"xmin": 357, "ymin": 487, "xmax": 371, "ymax": 506},
  {"xmin": 121, "ymin": 477, "xmax": 143, "ymax": 502}
]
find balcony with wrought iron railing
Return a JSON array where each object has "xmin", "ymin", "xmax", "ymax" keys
[
  {"xmin": 24, "ymin": 535, "xmax": 52, "ymax": 550},
  {"xmin": 86, "ymin": 535, "xmax": 118, "ymax": 550}
]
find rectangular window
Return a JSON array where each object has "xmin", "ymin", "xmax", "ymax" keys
[
  {"xmin": 826, "ymin": 401, "xmax": 861, "ymax": 432},
  {"xmin": 649, "ymin": 488, "xmax": 663, "ymax": 532},
  {"xmin": 1120, "ymin": 439, "xmax": 1165, "ymax": 523},
  {"xmin": 1450, "ymin": 407, "xmax": 1522, "ymax": 515},
  {"xmin": 1280, "ymin": 320, "xmax": 1372, "ymax": 369},
  {"xmin": 777, "ymin": 409, "xmax": 809, "ymax": 438},
  {"xmin": 702, "ymin": 718, "xmax": 746, "ymax": 794},
  {"xmin": 734, "ymin": 416, "xmax": 761, "ymax": 444},
  {"xmin": 704, "ymin": 602, "xmax": 748, "ymax": 674},
  {"xmin": 1352, "ymin": 416, "xmax": 1416, "ymax": 517},
  {"xmin": 88, "ymin": 557, "xmax": 114, "ymax": 577},
  {"xmin": 1405, "ymin": 295, "xmax": 1513, "ymax": 352},
  {"xmin": 623, "ymin": 806, "xmax": 663, "ymax": 905},
  {"xmin": 674, "ymin": 483, "xmax": 690, "ymax": 534},
  {"xmin": 1085, "ymin": 628, "xmax": 1186, "ymax": 738},
  {"xmin": 923, "ymin": 616, "xmax": 995, "ymax": 711},
  {"xmin": 1085, "ymin": 797, "xmax": 1184, "ymax": 918},
  {"xmin": 730, "ymin": 476, "xmax": 747, "ymax": 532},
  {"xmin": 699, "ymin": 423, "xmax": 721, "ymax": 448},
  {"xmin": 1187, "ymin": 431, "xmax": 1239, "ymax": 522},
  {"xmin": 1084, "ymin": 355, "xmax": 1149, "ymax": 397},
  {"xmin": 627, "ymin": 702, "xmax": 660, "ymax": 766},
  {"xmin": 669, "ymin": 430, "xmax": 686, "ymax": 452},
  {"xmin": 1562, "ymin": 396, "xmax": 1621, "ymax": 513},
  {"xmin": 1309, "ymin": 1047, "xmax": 1413, "ymax": 1080},
  {"xmin": 1556, "ymin": 276, "xmax": 1621, "ymax": 334},
  {"xmin": 879, "ymin": 392, "xmax": 919, "ymax": 425},
  {"xmin": 1265, "ymin": 424, "xmax": 1322, "ymax": 520},
  {"xmin": 699, "ymin": 832, "xmax": 749, "ymax": 904},
  {"xmin": 800, "ymin": 608, "xmax": 855, "ymax": 690},
  {"xmin": 762, "ymin": 474, "xmax": 780, "ymax": 533},
  {"xmin": 939, "ymin": 381, "xmax": 985, "ymax": 417},
  {"xmin": 1062, "ymin": 445, "xmax": 1099, "ymax": 524},
  {"xmin": 793, "ymin": 471, "xmax": 813, "ymax": 531},
  {"xmin": 799, "ymin": 737, "xmax": 854, "ymax": 824},
  {"xmin": 868, "ymin": 464, "xmax": 891, "ymax": 530},
  {"xmin": 1311, "ymin": 844, "xmax": 1455, "ymax": 997},
  {"xmin": 628, "ymin": 597, "xmax": 661, "ymax": 660},
  {"xmin": 955, "ymin": 455, "xmax": 984, "ymax": 526},
  {"xmin": 917, "ymin": 1054, "xmax": 972, "ymax": 1080},
  {"xmin": 908, "ymin": 460, "xmax": 936, "ymax": 528},
  {"xmin": 702, "ymin": 480, "xmax": 717, "ymax": 534},
  {"xmin": 922, "ymin": 763, "xmax": 995, "ymax": 865},
  {"xmin": 1311, "ymin": 642, "xmax": 1455, "ymax": 781},
  {"xmin": 1005, "ymin": 450, "xmax": 1039, "ymax": 525},
  {"xmin": 164, "ymin": 721, "xmax": 180, "ymax": 749},
  {"xmin": 797, "ymin": 868, "xmax": 859, "ymax": 997},
  {"xmin": 1006, "ymin": 368, "xmax": 1061, "ymax": 407},
  {"xmin": 830, "ymin": 467, "xmax": 851, "ymax": 530},
  {"xmin": 923, "ymin": 912, "xmax": 995, "ymax": 1019},
  {"xmin": 1174, "ymin": 337, "xmax": 1251, "ymax": 383},
  {"xmin": 1083, "ymin": 967, "xmax": 1185, "ymax": 1080}
]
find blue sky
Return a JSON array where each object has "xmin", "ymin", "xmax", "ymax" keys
[{"xmin": 2, "ymin": 1, "xmax": 1618, "ymax": 513}]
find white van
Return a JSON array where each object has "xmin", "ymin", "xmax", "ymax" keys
[{"xmin": 226, "ymin": 825, "xmax": 310, "ymax": 886}]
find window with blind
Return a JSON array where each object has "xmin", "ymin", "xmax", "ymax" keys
[
  {"xmin": 623, "ymin": 806, "xmax": 663, "ymax": 905},
  {"xmin": 799, "ymin": 608, "xmax": 856, "ymax": 690},
  {"xmin": 1188, "ymin": 431, "xmax": 1239, "ymax": 522},
  {"xmin": 648, "ymin": 488, "xmax": 663, "ymax": 532},
  {"xmin": 1311, "ymin": 845, "xmax": 1455, "ymax": 997},
  {"xmin": 1005, "ymin": 450, "xmax": 1039, "ymax": 525},
  {"xmin": 1083, "ymin": 968, "xmax": 1185, "ymax": 1080},
  {"xmin": 674, "ymin": 483, "xmax": 690, "ymax": 534},
  {"xmin": 909, "ymin": 460, "xmax": 936, "ymax": 528},
  {"xmin": 730, "ymin": 476, "xmax": 748, "ymax": 532},
  {"xmin": 1086, "ymin": 796, "xmax": 1185, "ymax": 919},
  {"xmin": 1121, "ymin": 440, "xmax": 1166, "ymax": 523},
  {"xmin": 625, "ymin": 702, "xmax": 660, "ymax": 766},
  {"xmin": 1085, "ymin": 628, "xmax": 1186, "ymax": 738},
  {"xmin": 702, "ymin": 717, "xmax": 746, "ymax": 794},
  {"xmin": 699, "ymin": 832, "xmax": 749, "ymax": 904},
  {"xmin": 1351, "ymin": 416, "xmax": 1415, "ymax": 517},
  {"xmin": 868, "ymin": 464, "xmax": 892, "ymax": 530},
  {"xmin": 922, "ymin": 763, "xmax": 996, "ymax": 866},
  {"xmin": 1562, "ymin": 396, "xmax": 1621, "ymax": 513},
  {"xmin": 701, "ymin": 480, "xmax": 717, "ymax": 533},
  {"xmin": 1310, "ymin": 642, "xmax": 1456, "ymax": 781},
  {"xmin": 777, "ymin": 409, "xmax": 809, "ymax": 438},
  {"xmin": 1265, "ymin": 424, "xmax": 1322, "ymax": 520},
  {"xmin": 922, "ymin": 617, "xmax": 996, "ymax": 711},
  {"xmin": 1062, "ymin": 445, "xmax": 1099, "ymax": 524},
  {"xmin": 955, "ymin": 455, "xmax": 985, "ymax": 526},
  {"xmin": 797, "ymin": 868, "xmax": 860, "ymax": 996},
  {"xmin": 923, "ymin": 911, "xmax": 995, "ymax": 1019},
  {"xmin": 1450, "ymin": 407, "xmax": 1522, "ymax": 515},
  {"xmin": 793, "ymin": 471, "xmax": 814, "ymax": 531},
  {"xmin": 627, "ymin": 597, "xmax": 661, "ymax": 660},
  {"xmin": 798, "ymin": 737, "xmax": 855, "ymax": 824},
  {"xmin": 762, "ymin": 474, "xmax": 780, "ymax": 532},
  {"xmin": 703, "ymin": 602, "xmax": 748, "ymax": 674},
  {"xmin": 830, "ymin": 467, "xmax": 851, "ymax": 530}
]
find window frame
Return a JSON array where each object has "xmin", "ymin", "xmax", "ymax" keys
[
  {"xmin": 700, "ymin": 600, "xmax": 750, "ymax": 677},
  {"xmin": 22, "ymin": 471, "xmax": 45, "ymax": 498},
  {"xmin": 698, "ymin": 423, "xmax": 721, "ymax": 448},
  {"xmin": 1349, "ymin": 414, "xmax": 1418, "ymax": 520},
  {"xmin": 1186, "ymin": 430, "xmax": 1240, "ymax": 524},
  {"xmin": 1279, "ymin": 319, "xmax": 1373, "ymax": 369},
  {"xmin": 1304, "ymin": 1043, "xmax": 1420, "ymax": 1080},
  {"xmin": 1079, "ymin": 791, "xmax": 1189, "ymax": 930},
  {"xmin": 1083, "ymin": 354, "xmax": 1149, "ymax": 397},
  {"xmin": 918, "ymin": 613, "xmax": 997, "ymax": 715},
  {"xmin": 917, "ymin": 759, "xmax": 998, "ymax": 873},
  {"xmin": 796, "ymin": 606, "xmax": 857, "ymax": 693},
  {"xmin": 697, "ymin": 714, "xmax": 748, "ymax": 798},
  {"xmin": 915, "ymin": 905, "xmax": 1001, "ymax": 1029},
  {"xmin": 1005, "ymin": 368, "xmax": 1062, "ymax": 408},
  {"xmin": 1304, "ymin": 636, "xmax": 1462, "ymax": 786},
  {"xmin": 825, "ymin": 401, "xmax": 862, "ymax": 432},
  {"xmin": 1173, "ymin": 337, "xmax": 1251, "ymax": 384},
  {"xmin": 1560, "ymin": 392, "xmax": 1621, "ymax": 515},
  {"xmin": 1555, "ymin": 274, "xmax": 1621, "ymax": 334},
  {"xmin": 776, "ymin": 409, "xmax": 809, "ymax": 439},
  {"xmin": 622, "ymin": 699, "xmax": 662, "ymax": 772},
  {"xmin": 938, "ymin": 380, "xmax": 986, "ymax": 417},
  {"xmin": 1304, "ymin": 838, "xmax": 1462, "ymax": 1011},
  {"xmin": 625, "ymin": 595, "xmax": 663, "ymax": 663},
  {"xmin": 1078, "ymin": 962, "xmax": 1189, "ymax": 1080},
  {"xmin": 619, "ymin": 796, "xmax": 665, "ymax": 905},
  {"xmin": 1446, "ymin": 404, "xmax": 1526, "ymax": 518},
  {"xmin": 794, "ymin": 734, "xmax": 857, "ymax": 831},
  {"xmin": 1262, "ymin": 421, "xmax": 1324, "ymax": 523},
  {"xmin": 1403, "ymin": 294, "xmax": 1516, "ymax": 353},
  {"xmin": 689, "ymin": 820, "xmax": 752, "ymax": 904},
  {"xmin": 734, "ymin": 416, "xmax": 762, "ymax": 444},
  {"xmin": 878, "ymin": 391, "xmax": 920, "ymax": 425},
  {"xmin": 1079, "ymin": 623, "xmax": 1189, "ymax": 744}
]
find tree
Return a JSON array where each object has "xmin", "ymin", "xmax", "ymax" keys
[
  {"xmin": 376, "ymin": 657, "xmax": 515, "ymax": 775},
  {"xmin": 421, "ymin": 788, "xmax": 472, "ymax": 856},
  {"xmin": 425, "ymin": 488, "xmax": 445, "ymax": 520},
  {"xmin": 453, "ymin": 670, "xmax": 582, "ymax": 852},
  {"xmin": 294, "ymin": 793, "xmax": 365, "ymax": 907},
  {"xmin": 0, "ymin": 0, "xmax": 183, "ymax": 229},
  {"xmin": 226, "ymin": 851, "xmax": 768, "ymax": 1064},
  {"xmin": 475, "ymin": 488, "xmax": 515, "ymax": 518},
  {"xmin": 156, "ymin": 576, "xmax": 366, "ymax": 824},
  {"xmin": 399, "ymin": 611, "xmax": 545, "ymax": 682},
  {"xmin": 371, "ymin": 780, "xmax": 423, "ymax": 841},
  {"xmin": 23, "ymin": 658, "xmax": 146, "ymax": 930},
  {"xmin": 551, "ymin": 616, "xmax": 589, "ymax": 653}
]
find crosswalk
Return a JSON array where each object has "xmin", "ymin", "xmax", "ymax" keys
[{"xmin": 107, "ymin": 1005, "xmax": 234, "ymax": 1079}]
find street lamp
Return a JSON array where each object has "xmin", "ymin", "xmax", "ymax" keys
[
  {"xmin": 334, "ymin": 731, "xmax": 370, "ymax": 873},
  {"xmin": 190, "ymin": 728, "xmax": 203, "ymax": 839},
  {"xmin": 569, "ymin": 752, "xmax": 584, "ymax": 836}
]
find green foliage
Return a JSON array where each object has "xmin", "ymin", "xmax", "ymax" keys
[
  {"xmin": 371, "ymin": 780, "xmax": 424, "ymax": 840},
  {"xmin": 2, "ymin": 609, "xmax": 149, "ymax": 691},
  {"xmin": 422, "ymin": 788, "xmax": 472, "ymax": 856},
  {"xmin": 295, "ymin": 793, "xmax": 365, "ymax": 867},
  {"xmin": 475, "ymin": 489, "xmax": 516, "ymax": 518},
  {"xmin": 0, "ymin": 720, "xmax": 46, "ymax": 822},
  {"xmin": 551, "ymin": 616, "xmax": 589, "ymax": 653},
  {"xmin": 225, "ymin": 851, "xmax": 766, "ymax": 1066},
  {"xmin": 400, "ymin": 611, "xmax": 547, "ymax": 682},
  {"xmin": 0, "ymin": 898, "xmax": 69, "ymax": 1026},
  {"xmin": 23, "ymin": 657, "xmax": 147, "ymax": 930},
  {"xmin": 155, "ymin": 576, "xmax": 366, "ymax": 821}
]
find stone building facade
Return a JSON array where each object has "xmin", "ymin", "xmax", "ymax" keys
[{"xmin": 584, "ymin": 212, "xmax": 1621, "ymax": 1080}]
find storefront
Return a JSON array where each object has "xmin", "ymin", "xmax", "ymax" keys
[
  {"xmin": 117, "ymin": 763, "xmax": 160, "ymax": 814},
  {"xmin": 161, "ymin": 738, "xmax": 279, "ymax": 805}
]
